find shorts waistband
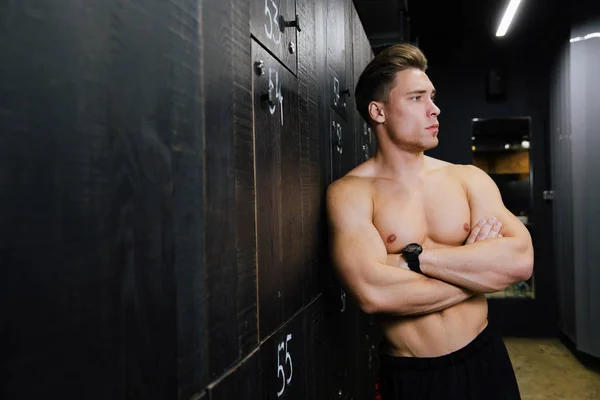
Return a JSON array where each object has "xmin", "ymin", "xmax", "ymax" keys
[{"xmin": 379, "ymin": 324, "xmax": 495, "ymax": 371}]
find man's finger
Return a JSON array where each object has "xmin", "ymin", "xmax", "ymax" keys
[
  {"xmin": 465, "ymin": 218, "xmax": 486, "ymax": 244},
  {"xmin": 476, "ymin": 217, "xmax": 496, "ymax": 241},
  {"xmin": 488, "ymin": 220, "xmax": 502, "ymax": 238}
]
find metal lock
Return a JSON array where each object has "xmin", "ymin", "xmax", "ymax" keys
[
  {"xmin": 254, "ymin": 60, "xmax": 265, "ymax": 76},
  {"xmin": 333, "ymin": 122, "xmax": 343, "ymax": 155},
  {"xmin": 281, "ymin": 14, "xmax": 302, "ymax": 32}
]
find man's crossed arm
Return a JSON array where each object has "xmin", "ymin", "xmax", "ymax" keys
[
  {"xmin": 326, "ymin": 173, "xmax": 527, "ymax": 318},
  {"xmin": 387, "ymin": 165, "xmax": 534, "ymax": 294}
]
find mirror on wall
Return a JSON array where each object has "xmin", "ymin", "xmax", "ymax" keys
[{"xmin": 471, "ymin": 117, "xmax": 535, "ymax": 299}]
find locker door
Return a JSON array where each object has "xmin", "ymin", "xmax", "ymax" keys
[
  {"xmin": 252, "ymin": 40, "xmax": 302, "ymax": 340},
  {"xmin": 251, "ymin": 0, "xmax": 300, "ymax": 75},
  {"xmin": 326, "ymin": 0, "xmax": 352, "ymax": 121}
]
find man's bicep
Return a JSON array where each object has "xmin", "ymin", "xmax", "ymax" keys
[
  {"xmin": 326, "ymin": 181, "xmax": 388, "ymax": 288},
  {"xmin": 464, "ymin": 166, "xmax": 529, "ymax": 238}
]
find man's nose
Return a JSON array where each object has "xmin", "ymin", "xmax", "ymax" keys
[{"xmin": 430, "ymin": 101, "xmax": 441, "ymax": 117}]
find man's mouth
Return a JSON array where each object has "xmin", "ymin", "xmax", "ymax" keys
[{"xmin": 426, "ymin": 124, "xmax": 439, "ymax": 130}]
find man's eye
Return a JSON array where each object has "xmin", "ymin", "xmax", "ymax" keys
[{"xmin": 411, "ymin": 96, "xmax": 421, "ymax": 101}]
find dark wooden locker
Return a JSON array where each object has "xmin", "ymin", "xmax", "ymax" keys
[
  {"xmin": 251, "ymin": 0, "xmax": 299, "ymax": 76},
  {"xmin": 203, "ymin": 0, "xmax": 246, "ymax": 383},
  {"xmin": 252, "ymin": 39, "xmax": 302, "ymax": 340},
  {"xmin": 260, "ymin": 305, "xmax": 308, "ymax": 399},
  {"xmin": 232, "ymin": 0, "xmax": 259, "ymax": 361},
  {"xmin": 303, "ymin": 296, "xmax": 329, "ymax": 398},
  {"xmin": 296, "ymin": 0, "xmax": 325, "ymax": 307},
  {"xmin": 207, "ymin": 350, "xmax": 262, "ymax": 400},
  {"xmin": 327, "ymin": 0, "xmax": 352, "ymax": 121},
  {"xmin": 0, "ymin": 0, "xmax": 214, "ymax": 398}
]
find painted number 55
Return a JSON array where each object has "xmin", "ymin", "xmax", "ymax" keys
[{"xmin": 276, "ymin": 334, "xmax": 293, "ymax": 397}]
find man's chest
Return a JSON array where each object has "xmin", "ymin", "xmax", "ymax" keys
[{"xmin": 372, "ymin": 179, "xmax": 471, "ymax": 253}]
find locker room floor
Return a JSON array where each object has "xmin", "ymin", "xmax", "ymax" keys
[{"xmin": 504, "ymin": 338, "xmax": 600, "ymax": 399}]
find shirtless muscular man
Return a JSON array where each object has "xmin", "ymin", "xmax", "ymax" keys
[{"xmin": 326, "ymin": 44, "xmax": 533, "ymax": 399}]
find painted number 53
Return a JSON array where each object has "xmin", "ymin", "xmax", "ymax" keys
[{"xmin": 264, "ymin": 0, "xmax": 282, "ymax": 45}]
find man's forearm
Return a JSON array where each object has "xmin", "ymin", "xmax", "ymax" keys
[
  {"xmin": 366, "ymin": 264, "xmax": 475, "ymax": 316},
  {"xmin": 417, "ymin": 238, "xmax": 533, "ymax": 293}
]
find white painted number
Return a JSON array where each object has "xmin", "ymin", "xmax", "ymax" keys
[
  {"xmin": 264, "ymin": 0, "xmax": 281, "ymax": 45},
  {"xmin": 268, "ymin": 67, "xmax": 284, "ymax": 126},
  {"xmin": 276, "ymin": 334, "xmax": 293, "ymax": 397},
  {"xmin": 333, "ymin": 77, "xmax": 340, "ymax": 106}
]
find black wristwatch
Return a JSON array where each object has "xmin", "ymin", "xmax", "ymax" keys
[{"xmin": 401, "ymin": 243, "xmax": 424, "ymax": 274}]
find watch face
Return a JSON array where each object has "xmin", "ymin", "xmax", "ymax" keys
[{"xmin": 404, "ymin": 243, "xmax": 423, "ymax": 254}]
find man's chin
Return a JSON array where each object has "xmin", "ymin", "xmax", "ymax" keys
[{"xmin": 423, "ymin": 137, "xmax": 439, "ymax": 151}]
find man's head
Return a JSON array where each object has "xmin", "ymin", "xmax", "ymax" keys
[{"xmin": 355, "ymin": 44, "xmax": 441, "ymax": 152}]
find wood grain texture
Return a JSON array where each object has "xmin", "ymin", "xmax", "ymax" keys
[
  {"xmin": 0, "ymin": 0, "xmax": 204, "ymax": 398},
  {"xmin": 202, "ymin": 0, "xmax": 239, "ymax": 382},
  {"xmin": 231, "ymin": 0, "xmax": 258, "ymax": 361},
  {"xmin": 206, "ymin": 349, "xmax": 262, "ymax": 400},
  {"xmin": 297, "ymin": 0, "xmax": 324, "ymax": 307}
]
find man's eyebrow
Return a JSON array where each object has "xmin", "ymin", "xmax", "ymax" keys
[{"xmin": 405, "ymin": 89, "xmax": 436, "ymax": 96}]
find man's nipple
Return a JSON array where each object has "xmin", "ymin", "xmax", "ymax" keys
[
  {"xmin": 463, "ymin": 223, "xmax": 470, "ymax": 232},
  {"xmin": 387, "ymin": 234, "xmax": 397, "ymax": 243}
]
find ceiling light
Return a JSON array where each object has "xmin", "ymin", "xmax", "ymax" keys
[
  {"xmin": 521, "ymin": 140, "xmax": 530, "ymax": 149},
  {"xmin": 496, "ymin": 0, "xmax": 523, "ymax": 37},
  {"xmin": 505, "ymin": 144, "xmax": 511, "ymax": 149},
  {"xmin": 570, "ymin": 32, "xmax": 600, "ymax": 43}
]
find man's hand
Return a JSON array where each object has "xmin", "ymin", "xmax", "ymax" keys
[
  {"xmin": 388, "ymin": 217, "xmax": 503, "ymax": 268},
  {"xmin": 465, "ymin": 217, "xmax": 503, "ymax": 244}
]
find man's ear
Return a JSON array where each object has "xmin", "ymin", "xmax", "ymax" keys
[{"xmin": 368, "ymin": 101, "xmax": 385, "ymax": 124}]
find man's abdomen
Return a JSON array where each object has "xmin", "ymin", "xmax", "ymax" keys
[{"xmin": 378, "ymin": 294, "xmax": 489, "ymax": 358}]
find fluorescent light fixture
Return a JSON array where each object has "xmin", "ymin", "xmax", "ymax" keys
[
  {"xmin": 496, "ymin": 0, "xmax": 523, "ymax": 37},
  {"xmin": 570, "ymin": 32, "xmax": 600, "ymax": 43}
]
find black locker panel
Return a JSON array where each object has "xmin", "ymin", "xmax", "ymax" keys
[
  {"xmin": 329, "ymin": 112, "xmax": 353, "ymax": 181},
  {"xmin": 204, "ymin": 0, "xmax": 240, "ymax": 383},
  {"xmin": 207, "ymin": 297, "xmax": 326, "ymax": 400},
  {"xmin": 232, "ymin": 0, "xmax": 259, "ymax": 361},
  {"xmin": 207, "ymin": 350, "xmax": 262, "ymax": 400},
  {"xmin": 251, "ymin": 0, "xmax": 299, "ymax": 75},
  {"xmin": 261, "ymin": 295, "xmax": 327, "ymax": 400},
  {"xmin": 0, "ymin": 0, "xmax": 213, "ymax": 398},
  {"xmin": 202, "ymin": 0, "xmax": 257, "ymax": 389},
  {"xmin": 260, "ymin": 308, "xmax": 306, "ymax": 399},
  {"xmin": 253, "ymin": 40, "xmax": 302, "ymax": 340},
  {"xmin": 296, "ymin": 0, "xmax": 324, "ymax": 306},
  {"xmin": 327, "ymin": 0, "xmax": 351, "ymax": 121}
]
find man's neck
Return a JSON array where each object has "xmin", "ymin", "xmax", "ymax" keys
[{"xmin": 372, "ymin": 146, "xmax": 427, "ymax": 181}]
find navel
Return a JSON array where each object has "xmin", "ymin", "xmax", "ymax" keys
[
  {"xmin": 463, "ymin": 223, "xmax": 470, "ymax": 232},
  {"xmin": 387, "ymin": 234, "xmax": 397, "ymax": 243}
]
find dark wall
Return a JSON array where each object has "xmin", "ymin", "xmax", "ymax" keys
[
  {"xmin": 425, "ymin": 61, "xmax": 550, "ymax": 167},
  {"xmin": 0, "ymin": 0, "xmax": 377, "ymax": 399},
  {"xmin": 551, "ymin": 0, "xmax": 600, "ymax": 358},
  {"xmin": 418, "ymin": 21, "xmax": 563, "ymax": 337}
]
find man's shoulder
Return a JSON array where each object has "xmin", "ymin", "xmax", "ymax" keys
[
  {"xmin": 327, "ymin": 174, "xmax": 372, "ymax": 198},
  {"xmin": 426, "ymin": 157, "xmax": 485, "ymax": 180}
]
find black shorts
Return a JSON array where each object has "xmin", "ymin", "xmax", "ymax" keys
[{"xmin": 375, "ymin": 325, "xmax": 521, "ymax": 400}]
